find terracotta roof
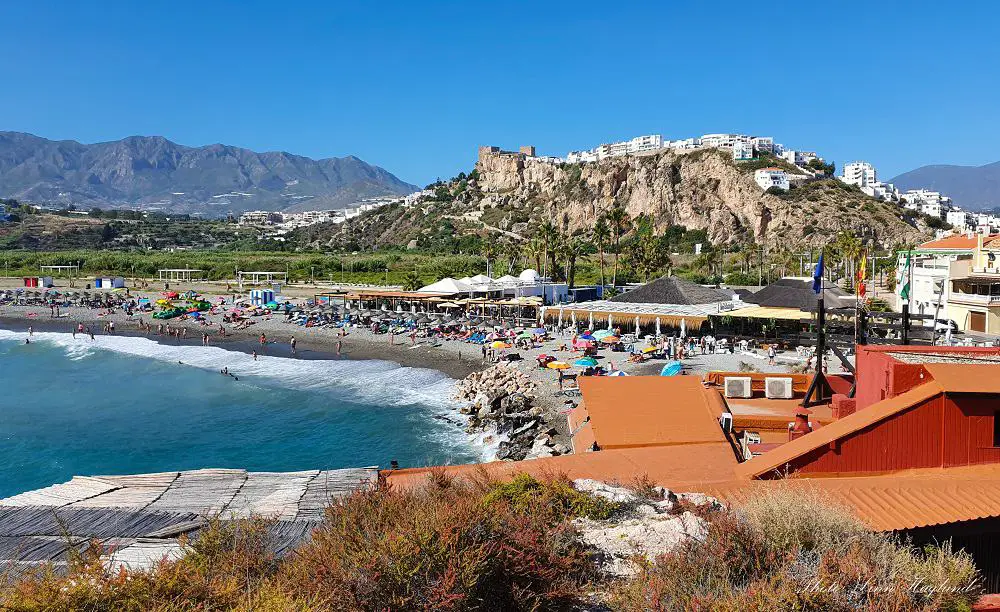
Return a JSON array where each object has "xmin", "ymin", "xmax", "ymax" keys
[
  {"xmin": 923, "ymin": 363, "xmax": 1000, "ymax": 393},
  {"xmin": 916, "ymin": 234, "xmax": 1000, "ymax": 251},
  {"xmin": 576, "ymin": 376, "xmax": 727, "ymax": 450},
  {"xmin": 734, "ymin": 381, "xmax": 942, "ymax": 479},
  {"xmin": 384, "ymin": 442, "xmax": 740, "ymax": 492},
  {"xmin": 708, "ymin": 464, "xmax": 1000, "ymax": 531}
]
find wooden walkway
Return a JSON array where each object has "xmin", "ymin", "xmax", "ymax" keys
[{"xmin": 0, "ymin": 467, "xmax": 378, "ymax": 578}]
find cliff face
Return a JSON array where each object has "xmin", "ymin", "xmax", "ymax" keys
[{"xmin": 475, "ymin": 148, "xmax": 925, "ymax": 248}]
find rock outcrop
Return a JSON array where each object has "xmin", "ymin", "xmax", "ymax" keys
[{"xmin": 475, "ymin": 148, "xmax": 925, "ymax": 248}]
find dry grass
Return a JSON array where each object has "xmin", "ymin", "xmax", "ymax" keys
[
  {"xmin": 609, "ymin": 485, "xmax": 982, "ymax": 611},
  {"xmin": 0, "ymin": 478, "xmax": 985, "ymax": 611}
]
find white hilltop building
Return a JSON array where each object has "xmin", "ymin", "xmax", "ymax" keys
[
  {"xmin": 839, "ymin": 161, "xmax": 899, "ymax": 202},
  {"xmin": 754, "ymin": 168, "xmax": 789, "ymax": 191}
]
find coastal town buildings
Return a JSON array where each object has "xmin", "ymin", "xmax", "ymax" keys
[
  {"xmin": 732, "ymin": 141, "xmax": 754, "ymax": 161},
  {"xmin": 753, "ymin": 168, "xmax": 790, "ymax": 191}
]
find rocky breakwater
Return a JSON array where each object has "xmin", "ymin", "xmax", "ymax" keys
[{"xmin": 455, "ymin": 364, "xmax": 569, "ymax": 461}]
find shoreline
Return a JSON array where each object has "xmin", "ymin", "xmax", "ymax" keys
[{"xmin": 0, "ymin": 306, "xmax": 485, "ymax": 381}]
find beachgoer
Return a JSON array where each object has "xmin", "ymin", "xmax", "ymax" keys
[
  {"xmin": 290, "ymin": 336, "xmax": 297, "ymax": 353},
  {"xmin": 252, "ymin": 350, "xmax": 258, "ymax": 361},
  {"xmin": 88, "ymin": 329, "xmax": 94, "ymax": 341},
  {"xmin": 767, "ymin": 345, "xmax": 776, "ymax": 366},
  {"xmin": 25, "ymin": 338, "xmax": 30, "ymax": 344},
  {"xmin": 336, "ymin": 339, "xmax": 342, "ymax": 355},
  {"xmin": 259, "ymin": 333, "xmax": 266, "ymax": 346},
  {"xmin": 72, "ymin": 327, "xmax": 76, "ymax": 339},
  {"xmin": 108, "ymin": 321, "xmax": 115, "ymax": 334},
  {"xmin": 27, "ymin": 326, "xmax": 32, "ymax": 336}
]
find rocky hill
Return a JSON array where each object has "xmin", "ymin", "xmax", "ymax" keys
[
  {"xmin": 308, "ymin": 147, "xmax": 928, "ymax": 250},
  {"xmin": 0, "ymin": 132, "xmax": 418, "ymax": 215}
]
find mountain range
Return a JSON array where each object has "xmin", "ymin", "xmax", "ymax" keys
[
  {"xmin": 890, "ymin": 161, "xmax": 1000, "ymax": 210},
  {"xmin": 0, "ymin": 132, "xmax": 419, "ymax": 215}
]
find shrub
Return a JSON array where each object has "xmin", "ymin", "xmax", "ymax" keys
[
  {"xmin": 609, "ymin": 486, "xmax": 981, "ymax": 611},
  {"xmin": 482, "ymin": 473, "xmax": 621, "ymax": 520}
]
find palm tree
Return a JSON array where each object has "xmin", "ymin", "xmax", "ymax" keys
[
  {"xmin": 402, "ymin": 271, "xmax": 423, "ymax": 291},
  {"xmin": 592, "ymin": 216, "xmax": 610, "ymax": 287},
  {"xmin": 561, "ymin": 236, "xmax": 586, "ymax": 288},
  {"xmin": 480, "ymin": 237, "xmax": 498, "ymax": 278},
  {"xmin": 606, "ymin": 204, "xmax": 631, "ymax": 287},
  {"xmin": 523, "ymin": 238, "xmax": 544, "ymax": 272},
  {"xmin": 538, "ymin": 220, "xmax": 558, "ymax": 280}
]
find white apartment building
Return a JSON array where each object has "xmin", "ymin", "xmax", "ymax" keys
[
  {"xmin": 750, "ymin": 136, "xmax": 775, "ymax": 154},
  {"xmin": 780, "ymin": 150, "xmax": 819, "ymax": 167},
  {"xmin": 841, "ymin": 161, "xmax": 878, "ymax": 188},
  {"xmin": 947, "ymin": 209, "xmax": 973, "ymax": 230},
  {"xmin": 754, "ymin": 168, "xmax": 789, "ymax": 191},
  {"xmin": 903, "ymin": 189, "xmax": 952, "ymax": 209},
  {"xmin": 839, "ymin": 161, "xmax": 899, "ymax": 202},
  {"xmin": 732, "ymin": 141, "xmax": 754, "ymax": 161}
]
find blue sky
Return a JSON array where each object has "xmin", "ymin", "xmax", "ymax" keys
[{"xmin": 0, "ymin": 1, "xmax": 997, "ymax": 185}]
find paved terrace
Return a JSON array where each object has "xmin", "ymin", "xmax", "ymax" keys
[{"xmin": 0, "ymin": 467, "xmax": 377, "ymax": 578}]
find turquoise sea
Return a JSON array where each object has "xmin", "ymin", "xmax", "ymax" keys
[{"xmin": 0, "ymin": 329, "xmax": 485, "ymax": 498}]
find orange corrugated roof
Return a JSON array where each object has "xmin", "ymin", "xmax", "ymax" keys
[
  {"xmin": 923, "ymin": 363, "xmax": 1000, "ymax": 393},
  {"xmin": 384, "ymin": 442, "xmax": 740, "ymax": 492},
  {"xmin": 707, "ymin": 463, "xmax": 1000, "ymax": 531},
  {"xmin": 917, "ymin": 234, "xmax": 1000, "ymax": 251},
  {"xmin": 576, "ymin": 376, "xmax": 726, "ymax": 450},
  {"xmin": 734, "ymin": 381, "xmax": 943, "ymax": 479}
]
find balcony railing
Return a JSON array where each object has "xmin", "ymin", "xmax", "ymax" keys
[{"xmin": 950, "ymin": 292, "xmax": 1000, "ymax": 305}]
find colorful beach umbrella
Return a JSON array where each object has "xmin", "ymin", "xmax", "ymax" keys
[
  {"xmin": 574, "ymin": 357, "xmax": 598, "ymax": 367},
  {"xmin": 601, "ymin": 336, "xmax": 621, "ymax": 344},
  {"xmin": 546, "ymin": 361, "xmax": 571, "ymax": 370},
  {"xmin": 660, "ymin": 361, "xmax": 683, "ymax": 376},
  {"xmin": 592, "ymin": 329, "xmax": 613, "ymax": 340},
  {"xmin": 491, "ymin": 341, "xmax": 511, "ymax": 349}
]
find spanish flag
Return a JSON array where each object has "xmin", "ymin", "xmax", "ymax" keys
[{"xmin": 857, "ymin": 252, "xmax": 867, "ymax": 298}]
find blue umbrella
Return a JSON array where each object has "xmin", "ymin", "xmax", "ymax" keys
[
  {"xmin": 574, "ymin": 357, "xmax": 598, "ymax": 367},
  {"xmin": 660, "ymin": 361, "xmax": 683, "ymax": 376}
]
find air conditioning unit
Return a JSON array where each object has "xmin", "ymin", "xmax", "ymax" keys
[
  {"xmin": 719, "ymin": 412, "xmax": 733, "ymax": 433},
  {"xmin": 724, "ymin": 376, "xmax": 752, "ymax": 399},
  {"xmin": 745, "ymin": 432, "xmax": 761, "ymax": 445},
  {"xmin": 765, "ymin": 377, "xmax": 794, "ymax": 399}
]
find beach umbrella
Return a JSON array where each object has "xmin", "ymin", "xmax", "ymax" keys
[
  {"xmin": 571, "ymin": 311, "xmax": 576, "ymax": 328},
  {"xmin": 635, "ymin": 316, "xmax": 640, "ymax": 334},
  {"xmin": 532, "ymin": 327, "xmax": 546, "ymax": 335},
  {"xmin": 592, "ymin": 329, "xmax": 612, "ymax": 340},
  {"xmin": 680, "ymin": 318, "xmax": 687, "ymax": 338},
  {"xmin": 642, "ymin": 346, "xmax": 658, "ymax": 354},
  {"xmin": 607, "ymin": 313, "xmax": 613, "ymax": 328},
  {"xmin": 655, "ymin": 317, "xmax": 661, "ymax": 336},
  {"xmin": 517, "ymin": 331, "xmax": 533, "ymax": 339},
  {"xmin": 589, "ymin": 311, "xmax": 594, "ymax": 328},
  {"xmin": 557, "ymin": 308, "xmax": 563, "ymax": 327},
  {"xmin": 574, "ymin": 357, "xmax": 598, "ymax": 367},
  {"xmin": 546, "ymin": 361, "xmax": 571, "ymax": 370},
  {"xmin": 491, "ymin": 341, "xmax": 511, "ymax": 349},
  {"xmin": 609, "ymin": 370, "xmax": 628, "ymax": 376},
  {"xmin": 601, "ymin": 336, "xmax": 620, "ymax": 344},
  {"xmin": 660, "ymin": 361, "xmax": 683, "ymax": 376}
]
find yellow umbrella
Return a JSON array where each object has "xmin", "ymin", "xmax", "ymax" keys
[
  {"xmin": 546, "ymin": 361, "xmax": 571, "ymax": 370},
  {"xmin": 491, "ymin": 341, "xmax": 511, "ymax": 349},
  {"xmin": 642, "ymin": 346, "xmax": 657, "ymax": 353},
  {"xmin": 601, "ymin": 336, "xmax": 621, "ymax": 344}
]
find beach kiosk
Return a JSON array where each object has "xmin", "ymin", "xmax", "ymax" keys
[
  {"xmin": 250, "ymin": 289, "xmax": 275, "ymax": 306},
  {"xmin": 94, "ymin": 276, "xmax": 125, "ymax": 289},
  {"xmin": 22, "ymin": 277, "xmax": 39, "ymax": 288}
]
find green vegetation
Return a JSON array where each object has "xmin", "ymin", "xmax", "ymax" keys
[{"xmin": 0, "ymin": 477, "xmax": 980, "ymax": 611}]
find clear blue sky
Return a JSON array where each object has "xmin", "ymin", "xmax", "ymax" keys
[{"xmin": 1, "ymin": 1, "xmax": 997, "ymax": 186}]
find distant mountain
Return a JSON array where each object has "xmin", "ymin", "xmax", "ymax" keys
[
  {"xmin": 890, "ymin": 161, "xmax": 1000, "ymax": 210},
  {"xmin": 0, "ymin": 131, "xmax": 419, "ymax": 215}
]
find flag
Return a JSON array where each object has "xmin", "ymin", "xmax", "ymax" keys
[
  {"xmin": 812, "ymin": 252, "xmax": 824, "ymax": 294},
  {"xmin": 896, "ymin": 252, "xmax": 911, "ymax": 301},
  {"xmin": 857, "ymin": 252, "xmax": 867, "ymax": 298}
]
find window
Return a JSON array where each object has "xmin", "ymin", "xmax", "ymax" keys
[{"xmin": 994, "ymin": 411, "xmax": 1000, "ymax": 447}]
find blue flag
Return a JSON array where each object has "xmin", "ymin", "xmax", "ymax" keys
[{"xmin": 812, "ymin": 252, "xmax": 824, "ymax": 294}]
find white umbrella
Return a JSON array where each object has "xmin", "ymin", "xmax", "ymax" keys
[
  {"xmin": 396, "ymin": 304, "xmax": 403, "ymax": 313},
  {"xmin": 635, "ymin": 315, "xmax": 640, "ymax": 334},
  {"xmin": 655, "ymin": 317, "xmax": 661, "ymax": 336},
  {"xmin": 607, "ymin": 313, "xmax": 613, "ymax": 329},
  {"xmin": 680, "ymin": 318, "xmax": 687, "ymax": 338},
  {"xmin": 539, "ymin": 306, "xmax": 546, "ymax": 325},
  {"xmin": 571, "ymin": 311, "xmax": 576, "ymax": 328},
  {"xmin": 558, "ymin": 308, "xmax": 564, "ymax": 327},
  {"xmin": 589, "ymin": 311, "xmax": 594, "ymax": 329}
]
